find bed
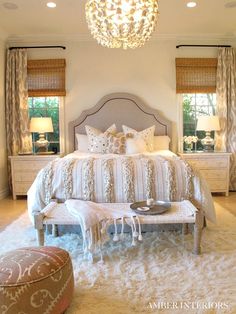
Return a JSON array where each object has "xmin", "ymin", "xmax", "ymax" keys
[{"xmin": 28, "ymin": 93, "xmax": 216, "ymax": 227}]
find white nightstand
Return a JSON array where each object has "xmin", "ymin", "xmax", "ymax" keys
[
  {"xmin": 178, "ymin": 152, "xmax": 231, "ymax": 196},
  {"xmin": 9, "ymin": 155, "xmax": 59, "ymax": 200}
]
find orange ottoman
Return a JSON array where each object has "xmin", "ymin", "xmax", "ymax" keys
[{"xmin": 0, "ymin": 246, "xmax": 74, "ymax": 314}]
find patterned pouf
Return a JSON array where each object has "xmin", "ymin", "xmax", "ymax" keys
[{"xmin": 0, "ymin": 246, "xmax": 74, "ymax": 314}]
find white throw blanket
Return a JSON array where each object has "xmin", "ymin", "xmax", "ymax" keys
[{"xmin": 65, "ymin": 200, "xmax": 140, "ymax": 257}]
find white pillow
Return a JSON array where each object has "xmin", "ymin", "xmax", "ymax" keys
[
  {"xmin": 122, "ymin": 125, "xmax": 155, "ymax": 152},
  {"xmin": 75, "ymin": 134, "xmax": 89, "ymax": 152},
  {"xmin": 153, "ymin": 136, "xmax": 171, "ymax": 151},
  {"xmin": 126, "ymin": 137, "xmax": 147, "ymax": 154},
  {"xmin": 85, "ymin": 124, "xmax": 117, "ymax": 153}
]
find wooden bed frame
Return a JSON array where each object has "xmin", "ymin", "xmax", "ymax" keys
[{"xmin": 68, "ymin": 92, "xmax": 172, "ymax": 152}]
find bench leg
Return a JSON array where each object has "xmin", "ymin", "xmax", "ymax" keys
[
  {"xmin": 52, "ymin": 224, "xmax": 59, "ymax": 237},
  {"xmin": 34, "ymin": 213, "xmax": 45, "ymax": 246},
  {"xmin": 36, "ymin": 229, "xmax": 45, "ymax": 246},
  {"xmin": 193, "ymin": 211, "xmax": 204, "ymax": 255},
  {"xmin": 182, "ymin": 223, "xmax": 188, "ymax": 235}
]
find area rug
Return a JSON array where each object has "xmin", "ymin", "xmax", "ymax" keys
[{"xmin": 0, "ymin": 204, "xmax": 236, "ymax": 314}]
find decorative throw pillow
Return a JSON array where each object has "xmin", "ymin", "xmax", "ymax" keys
[
  {"xmin": 122, "ymin": 125, "xmax": 155, "ymax": 152},
  {"xmin": 153, "ymin": 136, "xmax": 171, "ymax": 151},
  {"xmin": 85, "ymin": 124, "xmax": 117, "ymax": 153},
  {"xmin": 126, "ymin": 137, "xmax": 147, "ymax": 154},
  {"xmin": 105, "ymin": 132, "xmax": 126, "ymax": 154}
]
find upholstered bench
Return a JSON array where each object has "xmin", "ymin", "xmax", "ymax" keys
[
  {"xmin": 34, "ymin": 200, "xmax": 204, "ymax": 255},
  {"xmin": 0, "ymin": 246, "xmax": 74, "ymax": 314}
]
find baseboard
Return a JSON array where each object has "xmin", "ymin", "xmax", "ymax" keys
[{"xmin": 0, "ymin": 187, "xmax": 10, "ymax": 200}]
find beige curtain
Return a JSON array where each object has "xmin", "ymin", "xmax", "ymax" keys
[
  {"xmin": 5, "ymin": 49, "xmax": 32, "ymax": 156},
  {"xmin": 215, "ymin": 47, "xmax": 236, "ymax": 190}
]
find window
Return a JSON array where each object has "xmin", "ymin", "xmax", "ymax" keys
[
  {"xmin": 183, "ymin": 93, "xmax": 216, "ymax": 150},
  {"xmin": 27, "ymin": 59, "xmax": 66, "ymax": 154},
  {"xmin": 28, "ymin": 97, "xmax": 60, "ymax": 153},
  {"xmin": 176, "ymin": 58, "xmax": 218, "ymax": 151}
]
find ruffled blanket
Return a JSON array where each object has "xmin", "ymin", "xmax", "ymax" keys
[{"xmin": 28, "ymin": 154, "xmax": 216, "ymax": 224}]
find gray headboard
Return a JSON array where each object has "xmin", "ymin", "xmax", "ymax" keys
[{"xmin": 68, "ymin": 93, "xmax": 172, "ymax": 152}]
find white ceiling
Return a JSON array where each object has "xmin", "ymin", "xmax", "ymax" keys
[{"xmin": 0, "ymin": 0, "xmax": 236, "ymax": 41}]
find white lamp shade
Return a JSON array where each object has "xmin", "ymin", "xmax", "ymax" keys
[
  {"xmin": 30, "ymin": 117, "xmax": 53, "ymax": 133},
  {"xmin": 196, "ymin": 116, "xmax": 220, "ymax": 132}
]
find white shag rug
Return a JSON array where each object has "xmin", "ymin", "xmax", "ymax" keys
[{"xmin": 0, "ymin": 204, "xmax": 236, "ymax": 314}]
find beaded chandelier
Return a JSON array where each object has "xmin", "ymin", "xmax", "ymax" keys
[{"xmin": 85, "ymin": 0, "xmax": 159, "ymax": 49}]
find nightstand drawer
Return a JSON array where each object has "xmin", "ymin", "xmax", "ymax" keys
[
  {"xmin": 14, "ymin": 172, "xmax": 39, "ymax": 182},
  {"xmin": 207, "ymin": 180, "xmax": 227, "ymax": 191},
  {"xmin": 187, "ymin": 158, "xmax": 228, "ymax": 169},
  {"xmin": 9, "ymin": 155, "xmax": 59, "ymax": 200},
  {"xmin": 13, "ymin": 160, "xmax": 50, "ymax": 172},
  {"xmin": 178, "ymin": 152, "xmax": 231, "ymax": 196},
  {"xmin": 200, "ymin": 169, "xmax": 227, "ymax": 180},
  {"xmin": 14, "ymin": 182, "xmax": 33, "ymax": 193}
]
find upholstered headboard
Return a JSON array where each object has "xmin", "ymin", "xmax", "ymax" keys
[{"xmin": 68, "ymin": 93, "xmax": 172, "ymax": 152}]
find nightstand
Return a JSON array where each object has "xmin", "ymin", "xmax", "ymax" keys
[
  {"xmin": 9, "ymin": 155, "xmax": 59, "ymax": 200},
  {"xmin": 178, "ymin": 152, "xmax": 231, "ymax": 196}
]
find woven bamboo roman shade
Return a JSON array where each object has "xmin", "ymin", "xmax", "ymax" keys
[
  {"xmin": 27, "ymin": 59, "xmax": 66, "ymax": 96},
  {"xmin": 176, "ymin": 58, "xmax": 217, "ymax": 93}
]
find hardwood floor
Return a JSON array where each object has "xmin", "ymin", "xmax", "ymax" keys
[
  {"xmin": 0, "ymin": 196, "xmax": 27, "ymax": 231},
  {"xmin": 0, "ymin": 193, "xmax": 235, "ymax": 232},
  {"xmin": 213, "ymin": 192, "xmax": 236, "ymax": 217}
]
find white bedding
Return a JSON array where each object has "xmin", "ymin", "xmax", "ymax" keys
[
  {"xmin": 28, "ymin": 150, "xmax": 216, "ymax": 223},
  {"xmin": 67, "ymin": 149, "xmax": 177, "ymax": 159}
]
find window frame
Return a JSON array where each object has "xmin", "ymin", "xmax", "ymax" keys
[
  {"xmin": 179, "ymin": 93, "xmax": 217, "ymax": 152},
  {"xmin": 178, "ymin": 94, "xmax": 184, "ymax": 153},
  {"xmin": 28, "ymin": 96, "xmax": 65, "ymax": 154},
  {"xmin": 58, "ymin": 96, "xmax": 65, "ymax": 155}
]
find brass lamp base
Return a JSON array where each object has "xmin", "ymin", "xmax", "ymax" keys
[
  {"xmin": 201, "ymin": 131, "xmax": 214, "ymax": 152},
  {"xmin": 35, "ymin": 133, "xmax": 49, "ymax": 153}
]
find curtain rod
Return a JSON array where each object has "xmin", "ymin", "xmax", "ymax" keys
[
  {"xmin": 176, "ymin": 44, "xmax": 231, "ymax": 49},
  {"xmin": 9, "ymin": 45, "xmax": 66, "ymax": 50}
]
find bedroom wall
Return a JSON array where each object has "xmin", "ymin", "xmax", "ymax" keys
[
  {"xmin": 0, "ymin": 39, "xmax": 8, "ymax": 199},
  {"xmin": 10, "ymin": 38, "xmax": 236, "ymax": 153}
]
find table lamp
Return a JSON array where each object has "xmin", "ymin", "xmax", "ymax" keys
[
  {"xmin": 196, "ymin": 116, "xmax": 220, "ymax": 152},
  {"xmin": 30, "ymin": 117, "xmax": 53, "ymax": 153}
]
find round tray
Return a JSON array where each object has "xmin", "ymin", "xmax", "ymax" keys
[{"xmin": 130, "ymin": 201, "xmax": 171, "ymax": 215}]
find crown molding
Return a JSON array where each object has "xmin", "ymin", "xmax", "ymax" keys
[
  {"xmin": 6, "ymin": 34, "xmax": 91, "ymax": 45},
  {"xmin": 151, "ymin": 33, "xmax": 236, "ymax": 42},
  {"xmin": 6, "ymin": 32, "xmax": 236, "ymax": 45}
]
